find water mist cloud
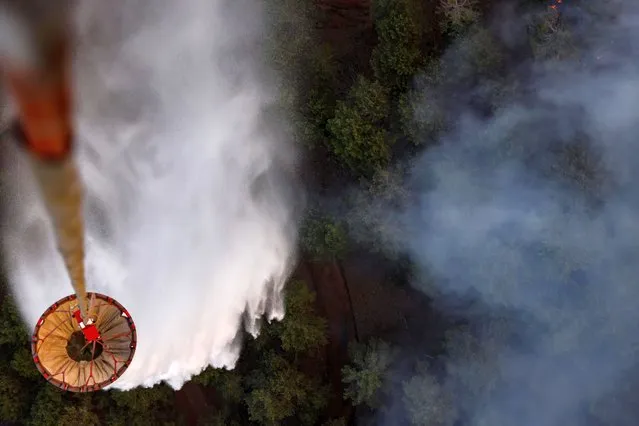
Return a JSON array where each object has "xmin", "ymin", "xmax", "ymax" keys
[
  {"xmin": 394, "ymin": 1, "xmax": 639, "ymax": 425},
  {"xmin": 0, "ymin": 0, "xmax": 299, "ymax": 389}
]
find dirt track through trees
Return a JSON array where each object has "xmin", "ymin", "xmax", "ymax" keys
[{"xmin": 299, "ymin": 260, "xmax": 358, "ymax": 420}]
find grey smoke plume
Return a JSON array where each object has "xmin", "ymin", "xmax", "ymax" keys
[
  {"xmin": 0, "ymin": 0, "xmax": 299, "ymax": 389},
  {"xmin": 390, "ymin": 1, "xmax": 639, "ymax": 425}
]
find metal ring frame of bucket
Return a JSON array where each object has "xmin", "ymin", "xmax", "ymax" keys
[{"xmin": 31, "ymin": 292, "xmax": 137, "ymax": 392}]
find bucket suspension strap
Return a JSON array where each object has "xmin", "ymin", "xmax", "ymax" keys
[
  {"xmin": 3, "ymin": 32, "xmax": 89, "ymax": 319},
  {"xmin": 31, "ymin": 156, "xmax": 90, "ymax": 319}
]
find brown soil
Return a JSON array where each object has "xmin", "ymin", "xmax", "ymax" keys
[
  {"xmin": 315, "ymin": 0, "xmax": 376, "ymax": 90},
  {"xmin": 296, "ymin": 259, "xmax": 358, "ymax": 420},
  {"xmin": 292, "ymin": 255, "xmax": 431, "ymax": 422},
  {"xmin": 340, "ymin": 255, "xmax": 416, "ymax": 340},
  {"xmin": 315, "ymin": 0, "xmax": 372, "ymax": 43},
  {"xmin": 175, "ymin": 382, "xmax": 209, "ymax": 426}
]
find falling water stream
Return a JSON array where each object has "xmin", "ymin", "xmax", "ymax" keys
[{"xmin": 0, "ymin": 0, "xmax": 299, "ymax": 389}]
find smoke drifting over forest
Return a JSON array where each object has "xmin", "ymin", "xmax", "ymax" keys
[
  {"xmin": 1, "ymin": 0, "xmax": 298, "ymax": 389},
  {"xmin": 385, "ymin": 0, "xmax": 639, "ymax": 424}
]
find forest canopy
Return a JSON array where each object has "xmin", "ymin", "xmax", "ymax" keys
[{"xmin": 0, "ymin": 0, "xmax": 601, "ymax": 425}]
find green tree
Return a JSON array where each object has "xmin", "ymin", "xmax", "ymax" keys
[
  {"xmin": 245, "ymin": 353, "xmax": 328, "ymax": 426},
  {"xmin": 299, "ymin": 44, "xmax": 338, "ymax": 148},
  {"xmin": 57, "ymin": 404, "xmax": 100, "ymax": 426},
  {"xmin": 444, "ymin": 320, "xmax": 514, "ymax": 404},
  {"xmin": 263, "ymin": 0, "xmax": 314, "ymax": 70},
  {"xmin": 365, "ymin": 166, "xmax": 408, "ymax": 203},
  {"xmin": 434, "ymin": 25, "xmax": 504, "ymax": 87},
  {"xmin": 371, "ymin": 0, "xmax": 423, "ymax": 91},
  {"xmin": 402, "ymin": 365, "xmax": 458, "ymax": 426},
  {"xmin": 0, "ymin": 295, "xmax": 28, "ymax": 347},
  {"xmin": 439, "ymin": 0, "xmax": 480, "ymax": 34},
  {"xmin": 275, "ymin": 280, "xmax": 327, "ymax": 355},
  {"xmin": 110, "ymin": 384, "xmax": 173, "ymax": 411},
  {"xmin": 109, "ymin": 384, "xmax": 177, "ymax": 426},
  {"xmin": 343, "ymin": 165, "xmax": 410, "ymax": 256},
  {"xmin": 198, "ymin": 411, "xmax": 240, "ymax": 426},
  {"xmin": 300, "ymin": 213, "xmax": 348, "ymax": 261},
  {"xmin": 327, "ymin": 76, "xmax": 391, "ymax": 177},
  {"xmin": 193, "ymin": 366, "xmax": 244, "ymax": 404},
  {"xmin": 27, "ymin": 385, "xmax": 65, "ymax": 426},
  {"xmin": 455, "ymin": 26, "xmax": 504, "ymax": 77},
  {"xmin": 529, "ymin": 9, "xmax": 577, "ymax": 61},
  {"xmin": 399, "ymin": 89, "xmax": 445, "ymax": 145},
  {"xmin": 263, "ymin": 0, "xmax": 337, "ymax": 149},
  {"xmin": 262, "ymin": 0, "xmax": 315, "ymax": 108},
  {"xmin": 342, "ymin": 339, "xmax": 396, "ymax": 408},
  {"xmin": 0, "ymin": 369, "xmax": 30, "ymax": 422},
  {"xmin": 11, "ymin": 346, "xmax": 41, "ymax": 380}
]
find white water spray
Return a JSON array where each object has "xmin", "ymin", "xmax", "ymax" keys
[{"xmin": 0, "ymin": 0, "xmax": 299, "ymax": 389}]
